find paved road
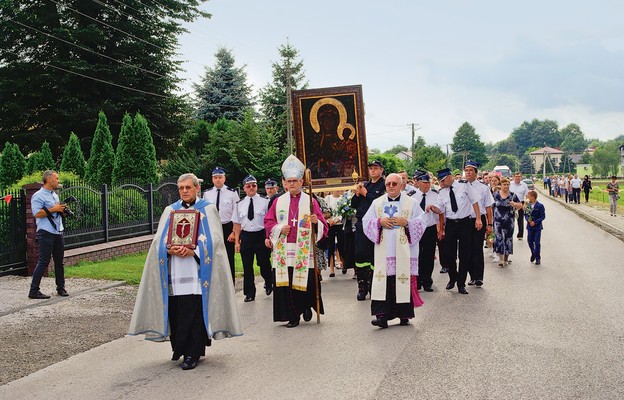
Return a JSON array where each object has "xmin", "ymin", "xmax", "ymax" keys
[{"xmin": 2, "ymin": 193, "xmax": 623, "ymax": 399}]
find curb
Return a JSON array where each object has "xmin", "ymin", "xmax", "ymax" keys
[
  {"xmin": 0, "ymin": 281, "xmax": 127, "ymax": 318},
  {"xmin": 536, "ymin": 187, "xmax": 624, "ymax": 242}
]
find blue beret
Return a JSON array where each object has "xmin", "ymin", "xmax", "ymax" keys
[
  {"xmin": 242, "ymin": 175, "xmax": 257, "ymax": 185},
  {"xmin": 212, "ymin": 166, "xmax": 226, "ymax": 176},
  {"xmin": 437, "ymin": 168, "xmax": 452, "ymax": 180}
]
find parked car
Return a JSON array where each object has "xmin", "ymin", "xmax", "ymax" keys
[{"xmin": 522, "ymin": 178, "xmax": 535, "ymax": 190}]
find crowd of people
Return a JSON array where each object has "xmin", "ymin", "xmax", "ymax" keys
[{"xmin": 123, "ymin": 155, "xmax": 548, "ymax": 370}]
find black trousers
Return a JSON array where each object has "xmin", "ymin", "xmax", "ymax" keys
[
  {"xmin": 240, "ymin": 229, "xmax": 272, "ymax": 298},
  {"xmin": 30, "ymin": 230, "xmax": 65, "ymax": 296},
  {"xmin": 169, "ymin": 294, "xmax": 210, "ymax": 359},
  {"xmin": 417, "ymin": 225, "xmax": 438, "ymax": 289},
  {"xmin": 516, "ymin": 208, "xmax": 525, "ymax": 238},
  {"xmin": 573, "ymin": 188, "xmax": 581, "ymax": 204},
  {"xmin": 469, "ymin": 215, "xmax": 487, "ymax": 281},
  {"xmin": 327, "ymin": 224, "xmax": 344, "ymax": 261},
  {"xmin": 444, "ymin": 218, "xmax": 473, "ymax": 288},
  {"xmin": 222, "ymin": 222, "xmax": 235, "ymax": 284}
]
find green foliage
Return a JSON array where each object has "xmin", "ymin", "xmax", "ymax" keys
[
  {"xmin": 371, "ymin": 154, "xmax": 406, "ymax": 175},
  {"xmin": 85, "ymin": 111, "xmax": 115, "ymax": 186},
  {"xmin": 0, "ymin": 142, "xmax": 26, "ymax": 189},
  {"xmin": 591, "ymin": 143, "xmax": 621, "ymax": 177},
  {"xmin": 450, "ymin": 122, "xmax": 488, "ymax": 170},
  {"xmin": 9, "ymin": 170, "xmax": 80, "ymax": 190},
  {"xmin": 112, "ymin": 113, "xmax": 158, "ymax": 185},
  {"xmin": 510, "ymin": 119, "xmax": 560, "ymax": 156},
  {"xmin": 559, "ymin": 123, "xmax": 587, "ymax": 153},
  {"xmin": 34, "ymin": 141, "xmax": 56, "ymax": 172},
  {"xmin": 493, "ymin": 137, "xmax": 518, "ymax": 157},
  {"xmin": 385, "ymin": 144, "xmax": 409, "ymax": 155},
  {"xmin": 107, "ymin": 188, "xmax": 150, "ymax": 225},
  {"xmin": 412, "ymin": 145, "xmax": 447, "ymax": 174},
  {"xmin": 60, "ymin": 132, "xmax": 86, "ymax": 177},
  {"xmin": 0, "ymin": 0, "xmax": 203, "ymax": 158},
  {"xmin": 259, "ymin": 41, "xmax": 308, "ymax": 151},
  {"xmin": 194, "ymin": 47, "xmax": 254, "ymax": 123},
  {"xmin": 490, "ymin": 154, "xmax": 519, "ymax": 172}
]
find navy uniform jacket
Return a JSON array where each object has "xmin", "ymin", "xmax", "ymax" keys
[{"xmin": 525, "ymin": 201, "xmax": 545, "ymax": 231}]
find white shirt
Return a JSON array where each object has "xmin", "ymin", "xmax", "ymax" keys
[
  {"xmin": 469, "ymin": 180, "xmax": 494, "ymax": 217},
  {"xmin": 411, "ymin": 188, "xmax": 441, "ymax": 227},
  {"xmin": 203, "ymin": 185, "xmax": 239, "ymax": 224},
  {"xmin": 437, "ymin": 180, "xmax": 479, "ymax": 220},
  {"xmin": 509, "ymin": 180, "xmax": 529, "ymax": 202},
  {"xmin": 169, "ymin": 204, "xmax": 201, "ymax": 296},
  {"xmin": 232, "ymin": 194, "xmax": 269, "ymax": 232},
  {"xmin": 324, "ymin": 194, "xmax": 342, "ymax": 223},
  {"xmin": 570, "ymin": 177, "xmax": 582, "ymax": 189}
]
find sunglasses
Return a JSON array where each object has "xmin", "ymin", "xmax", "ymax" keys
[{"xmin": 385, "ymin": 181, "xmax": 400, "ymax": 187}]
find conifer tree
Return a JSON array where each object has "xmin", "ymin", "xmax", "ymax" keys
[
  {"xmin": 60, "ymin": 132, "xmax": 86, "ymax": 178},
  {"xmin": 0, "ymin": 142, "xmax": 26, "ymax": 189},
  {"xmin": 194, "ymin": 47, "xmax": 254, "ymax": 123},
  {"xmin": 31, "ymin": 141, "xmax": 56, "ymax": 172},
  {"xmin": 85, "ymin": 111, "xmax": 115, "ymax": 186},
  {"xmin": 112, "ymin": 112, "xmax": 158, "ymax": 185}
]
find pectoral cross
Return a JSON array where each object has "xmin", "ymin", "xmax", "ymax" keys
[{"xmin": 291, "ymin": 217, "xmax": 298, "ymax": 227}]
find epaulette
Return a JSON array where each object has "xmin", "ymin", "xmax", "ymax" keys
[
  {"xmin": 458, "ymin": 179, "xmax": 468, "ymax": 183},
  {"xmin": 260, "ymin": 194, "xmax": 268, "ymax": 199},
  {"xmin": 406, "ymin": 190, "xmax": 417, "ymax": 197},
  {"xmin": 227, "ymin": 186, "xmax": 237, "ymax": 192}
]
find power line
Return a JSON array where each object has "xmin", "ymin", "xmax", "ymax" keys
[
  {"xmin": 6, "ymin": 17, "xmax": 167, "ymax": 79},
  {"xmin": 4, "ymin": 48, "xmax": 170, "ymax": 98}
]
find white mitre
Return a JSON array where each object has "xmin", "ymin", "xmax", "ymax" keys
[{"xmin": 282, "ymin": 154, "xmax": 305, "ymax": 179}]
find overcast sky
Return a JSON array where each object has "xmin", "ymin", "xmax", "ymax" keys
[{"xmin": 177, "ymin": 0, "xmax": 624, "ymax": 152}]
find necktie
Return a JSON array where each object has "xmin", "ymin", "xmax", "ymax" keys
[
  {"xmin": 216, "ymin": 188, "xmax": 221, "ymax": 211},
  {"xmin": 449, "ymin": 186, "xmax": 458, "ymax": 213},
  {"xmin": 247, "ymin": 197, "xmax": 254, "ymax": 220},
  {"xmin": 420, "ymin": 193, "xmax": 426, "ymax": 211}
]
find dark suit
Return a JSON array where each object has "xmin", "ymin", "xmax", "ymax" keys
[{"xmin": 525, "ymin": 201, "xmax": 545, "ymax": 262}]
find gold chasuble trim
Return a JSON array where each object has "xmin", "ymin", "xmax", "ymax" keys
[
  {"xmin": 371, "ymin": 195, "xmax": 414, "ymax": 304},
  {"xmin": 272, "ymin": 193, "xmax": 313, "ymax": 291}
]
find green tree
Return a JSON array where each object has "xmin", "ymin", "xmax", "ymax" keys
[
  {"xmin": 450, "ymin": 122, "xmax": 488, "ymax": 170},
  {"xmin": 385, "ymin": 144, "xmax": 409, "ymax": 155},
  {"xmin": 0, "ymin": 0, "xmax": 206, "ymax": 158},
  {"xmin": 412, "ymin": 145, "xmax": 447, "ymax": 174},
  {"xmin": 258, "ymin": 41, "xmax": 308, "ymax": 151},
  {"xmin": 491, "ymin": 154, "xmax": 519, "ymax": 172},
  {"xmin": 31, "ymin": 141, "xmax": 56, "ymax": 172},
  {"xmin": 510, "ymin": 119, "xmax": 561, "ymax": 155},
  {"xmin": 559, "ymin": 123, "xmax": 587, "ymax": 153},
  {"xmin": 0, "ymin": 142, "xmax": 26, "ymax": 189},
  {"xmin": 591, "ymin": 143, "xmax": 620, "ymax": 177},
  {"xmin": 85, "ymin": 111, "xmax": 115, "ymax": 186},
  {"xmin": 112, "ymin": 113, "xmax": 158, "ymax": 185},
  {"xmin": 194, "ymin": 47, "xmax": 254, "ymax": 123},
  {"xmin": 494, "ymin": 137, "xmax": 518, "ymax": 157},
  {"xmin": 60, "ymin": 132, "xmax": 86, "ymax": 177},
  {"xmin": 371, "ymin": 154, "xmax": 406, "ymax": 175}
]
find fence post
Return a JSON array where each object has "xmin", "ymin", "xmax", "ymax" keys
[
  {"xmin": 23, "ymin": 183, "xmax": 43, "ymax": 276},
  {"xmin": 148, "ymin": 183, "xmax": 154, "ymax": 234},
  {"xmin": 101, "ymin": 184, "xmax": 109, "ymax": 243}
]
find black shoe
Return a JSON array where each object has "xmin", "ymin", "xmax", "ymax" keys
[
  {"xmin": 399, "ymin": 318, "xmax": 410, "ymax": 326},
  {"xmin": 440, "ymin": 267, "xmax": 448, "ymax": 274},
  {"xmin": 423, "ymin": 286, "xmax": 434, "ymax": 292},
  {"xmin": 329, "ymin": 273, "xmax": 335, "ymax": 277},
  {"xmin": 357, "ymin": 291, "xmax": 367, "ymax": 301},
  {"xmin": 57, "ymin": 288, "xmax": 69, "ymax": 297},
  {"xmin": 371, "ymin": 318, "xmax": 388, "ymax": 329},
  {"xmin": 530, "ymin": 255, "xmax": 535, "ymax": 262},
  {"xmin": 342, "ymin": 268, "xmax": 348, "ymax": 275},
  {"xmin": 244, "ymin": 296, "xmax": 255, "ymax": 302},
  {"xmin": 181, "ymin": 356, "xmax": 199, "ymax": 370},
  {"xmin": 535, "ymin": 259, "xmax": 541, "ymax": 265},
  {"xmin": 467, "ymin": 280, "xmax": 476, "ymax": 286},
  {"xmin": 458, "ymin": 287, "xmax": 469, "ymax": 294},
  {"xmin": 171, "ymin": 354, "xmax": 181, "ymax": 361},
  {"xmin": 28, "ymin": 292, "xmax": 51, "ymax": 299},
  {"xmin": 475, "ymin": 280, "xmax": 483, "ymax": 287},
  {"xmin": 286, "ymin": 320, "xmax": 300, "ymax": 328},
  {"xmin": 303, "ymin": 308, "xmax": 313, "ymax": 322},
  {"xmin": 265, "ymin": 286, "xmax": 272, "ymax": 296},
  {"xmin": 445, "ymin": 281, "xmax": 455, "ymax": 290}
]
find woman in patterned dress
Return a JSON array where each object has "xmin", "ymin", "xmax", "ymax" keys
[{"xmin": 492, "ymin": 178, "xmax": 523, "ymax": 266}]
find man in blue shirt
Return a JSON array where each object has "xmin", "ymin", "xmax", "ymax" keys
[{"xmin": 28, "ymin": 170, "xmax": 68, "ymax": 299}]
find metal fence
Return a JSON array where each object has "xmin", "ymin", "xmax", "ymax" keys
[
  {"xmin": 58, "ymin": 180, "xmax": 179, "ymax": 249},
  {"xmin": 0, "ymin": 190, "xmax": 27, "ymax": 276}
]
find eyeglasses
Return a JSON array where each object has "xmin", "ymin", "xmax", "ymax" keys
[{"xmin": 385, "ymin": 181, "xmax": 399, "ymax": 187}]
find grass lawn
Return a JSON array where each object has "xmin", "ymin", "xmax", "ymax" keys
[{"xmin": 63, "ymin": 251, "xmax": 258, "ymax": 285}]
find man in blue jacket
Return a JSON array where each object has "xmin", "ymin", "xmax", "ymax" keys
[{"xmin": 524, "ymin": 190, "xmax": 545, "ymax": 265}]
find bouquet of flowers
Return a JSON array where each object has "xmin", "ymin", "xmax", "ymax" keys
[
  {"xmin": 525, "ymin": 202, "xmax": 534, "ymax": 222},
  {"xmin": 336, "ymin": 192, "xmax": 356, "ymax": 219}
]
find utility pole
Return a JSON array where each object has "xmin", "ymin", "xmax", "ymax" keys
[{"xmin": 286, "ymin": 63, "xmax": 294, "ymax": 155}]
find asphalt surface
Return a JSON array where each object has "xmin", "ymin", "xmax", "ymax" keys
[{"xmin": 1, "ymin": 192, "xmax": 623, "ymax": 400}]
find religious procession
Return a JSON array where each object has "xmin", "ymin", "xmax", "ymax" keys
[{"xmin": 128, "ymin": 85, "xmax": 546, "ymax": 371}]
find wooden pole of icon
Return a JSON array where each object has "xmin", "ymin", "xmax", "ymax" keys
[{"xmin": 304, "ymin": 169, "xmax": 321, "ymax": 324}]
